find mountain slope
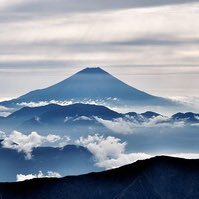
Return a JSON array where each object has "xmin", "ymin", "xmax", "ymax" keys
[
  {"xmin": 0, "ymin": 156, "xmax": 198, "ymax": 199},
  {"xmin": 172, "ymin": 112, "xmax": 199, "ymax": 123},
  {"xmin": 0, "ymin": 103, "xmax": 122, "ymax": 132},
  {"xmin": 0, "ymin": 144, "xmax": 98, "ymax": 182},
  {"xmin": 0, "ymin": 67, "xmax": 174, "ymax": 109},
  {"xmin": 0, "ymin": 103, "xmax": 198, "ymax": 134}
]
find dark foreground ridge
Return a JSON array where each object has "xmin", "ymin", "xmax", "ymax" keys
[{"xmin": 0, "ymin": 156, "xmax": 198, "ymax": 199}]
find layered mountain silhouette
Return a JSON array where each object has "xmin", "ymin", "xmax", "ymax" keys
[
  {"xmin": 0, "ymin": 67, "xmax": 175, "ymax": 110},
  {"xmin": 0, "ymin": 103, "xmax": 121, "ymax": 133},
  {"xmin": 0, "ymin": 103, "xmax": 198, "ymax": 133},
  {"xmin": 172, "ymin": 112, "xmax": 199, "ymax": 123},
  {"xmin": 0, "ymin": 156, "xmax": 198, "ymax": 199},
  {"xmin": 0, "ymin": 143, "xmax": 98, "ymax": 182}
]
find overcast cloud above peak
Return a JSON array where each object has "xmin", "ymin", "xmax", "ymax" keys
[
  {"xmin": 0, "ymin": 0, "xmax": 198, "ymax": 100},
  {"xmin": 3, "ymin": 0, "xmax": 199, "ymax": 14}
]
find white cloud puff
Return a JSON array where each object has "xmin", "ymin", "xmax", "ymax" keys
[
  {"xmin": 1, "ymin": 131, "xmax": 70, "ymax": 159},
  {"xmin": 76, "ymin": 134, "xmax": 126, "ymax": 162},
  {"xmin": 75, "ymin": 134, "xmax": 151, "ymax": 169},
  {"xmin": 75, "ymin": 134, "xmax": 199, "ymax": 170},
  {"xmin": 16, "ymin": 171, "xmax": 61, "ymax": 182}
]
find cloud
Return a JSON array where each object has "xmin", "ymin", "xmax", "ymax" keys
[
  {"xmin": 16, "ymin": 171, "xmax": 61, "ymax": 182},
  {"xmin": 97, "ymin": 153, "xmax": 152, "ymax": 169},
  {"xmin": 0, "ymin": 112, "xmax": 11, "ymax": 117},
  {"xmin": 4, "ymin": 0, "xmax": 199, "ymax": 15},
  {"xmin": 95, "ymin": 116, "xmax": 185, "ymax": 134},
  {"xmin": 74, "ymin": 116, "xmax": 92, "ymax": 121},
  {"xmin": 1, "ymin": 4, "xmax": 199, "ymax": 65},
  {"xmin": 0, "ymin": 131, "xmax": 6, "ymax": 139},
  {"xmin": 75, "ymin": 134, "xmax": 199, "ymax": 169},
  {"xmin": 169, "ymin": 96, "xmax": 199, "ymax": 112},
  {"xmin": 1, "ymin": 131, "xmax": 70, "ymax": 159},
  {"xmin": 0, "ymin": 106, "xmax": 14, "ymax": 117},
  {"xmin": 0, "ymin": 2, "xmax": 199, "ymax": 100},
  {"xmin": 17, "ymin": 100, "xmax": 74, "ymax": 107},
  {"xmin": 76, "ymin": 134, "xmax": 126, "ymax": 162},
  {"xmin": 75, "ymin": 134, "xmax": 152, "ymax": 169},
  {"xmin": 100, "ymin": 152, "xmax": 199, "ymax": 170},
  {"xmin": 95, "ymin": 117, "xmax": 135, "ymax": 134},
  {"xmin": 167, "ymin": 153, "xmax": 199, "ymax": 159},
  {"xmin": 191, "ymin": 123, "xmax": 199, "ymax": 127},
  {"xmin": 0, "ymin": 105, "xmax": 11, "ymax": 111},
  {"xmin": 16, "ymin": 98, "xmax": 118, "ymax": 108}
]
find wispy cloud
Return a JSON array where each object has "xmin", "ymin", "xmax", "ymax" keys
[
  {"xmin": 95, "ymin": 116, "xmax": 185, "ymax": 134},
  {"xmin": 4, "ymin": 0, "xmax": 199, "ymax": 14},
  {"xmin": 75, "ymin": 134, "xmax": 126, "ymax": 163}
]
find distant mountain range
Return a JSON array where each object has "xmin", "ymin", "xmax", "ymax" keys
[
  {"xmin": 0, "ymin": 143, "xmax": 98, "ymax": 182},
  {"xmin": 0, "ymin": 103, "xmax": 198, "ymax": 134},
  {"xmin": 0, "ymin": 67, "xmax": 176, "ymax": 110},
  {"xmin": 0, "ymin": 156, "xmax": 198, "ymax": 199}
]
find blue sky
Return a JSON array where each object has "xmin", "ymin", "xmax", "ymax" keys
[{"xmin": 0, "ymin": 0, "xmax": 199, "ymax": 100}]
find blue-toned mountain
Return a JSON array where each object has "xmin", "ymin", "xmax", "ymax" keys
[{"xmin": 0, "ymin": 67, "xmax": 175, "ymax": 110}]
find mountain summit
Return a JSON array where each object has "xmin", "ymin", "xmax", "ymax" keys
[
  {"xmin": 76, "ymin": 67, "xmax": 109, "ymax": 74},
  {"xmin": 0, "ymin": 67, "xmax": 174, "ymax": 109}
]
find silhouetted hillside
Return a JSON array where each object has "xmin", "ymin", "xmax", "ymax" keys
[
  {"xmin": 0, "ymin": 156, "xmax": 198, "ymax": 199},
  {"xmin": 0, "ymin": 144, "xmax": 98, "ymax": 182}
]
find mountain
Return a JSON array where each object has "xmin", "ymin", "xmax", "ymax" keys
[
  {"xmin": 0, "ymin": 103, "xmax": 198, "ymax": 134},
  {"xmin": 141, "ymin": 111, "xmax": 161, "ymax": 118},
  {"xmin": 172, "ymin": 112, "xmax": 199, "ymax": 123},
  {"xmin": 0, "ymin": 67, "xmax": 175, "ymax": 110},
  {"xmin": 0, "ymin": 156, "xmax": 198, "ymax": 199},
  {"xmin": 0, "ymin": 103, "xmax": 122, "ymax": 132},
  {"xmin": 7, "ymin": 103, "xmax": 121, "ymax": 122},
  {"xmin": 0, "ymin": 143, "xmax": 98, "ymax": 182}
]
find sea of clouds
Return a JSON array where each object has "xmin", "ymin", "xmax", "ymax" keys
[{"xmin": 1, "ymin": 130, "xmax": 199, "ymax": 182}]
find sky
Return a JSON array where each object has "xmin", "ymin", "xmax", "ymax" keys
[{"xmin": 0, "ymin": 0, "xmax": 199, "ymax": 101}]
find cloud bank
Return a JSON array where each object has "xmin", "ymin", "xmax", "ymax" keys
[
  {"xmin": 95, "ymin": 116, "xmax": 185, "ymax": 134},
  {"xmin": 76, "ymin": 134, "xmax": 151, "ymax": 169},
  {"xmin": 76, "ymin": 134, "xmax": 199, "ymax": 169},
  {"xmin": 1, "ymin": 131, "xmax": 199, "ymax": 171},
  {"xmin": 3, "ymin": 0, "xmax": 199, "ymax": 15},
  {"xmin": 0, "ymin": 1, "xmax": 199, "ymax": 100},
  {"xmin": 16, "ymin": 171, "xmax": 61, "ymax": 182},
  {"xmin": 1, "ymin": 131, "xmax": 70, "ymax": 159}
]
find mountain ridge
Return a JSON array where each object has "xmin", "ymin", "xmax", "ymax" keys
[
  {"xmin": 0, "ymin": 143, "xmax": 98, "ymax": 182},
  {"xmin": 0, "ymin": 156, "xmax": 198, "ymax": 199},
  {"xmin": 0, "ymin": 103, "xmax": 198, "ymax": 133}
]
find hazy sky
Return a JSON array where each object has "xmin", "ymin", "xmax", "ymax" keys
[{"xmin": 0, "ymin": 0, "xmax": 199, "ymax": 100}]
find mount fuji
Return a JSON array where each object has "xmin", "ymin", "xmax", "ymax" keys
[{"xmin": 0, "ymin": 67, "xmax": 175, "ymax": 110}]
